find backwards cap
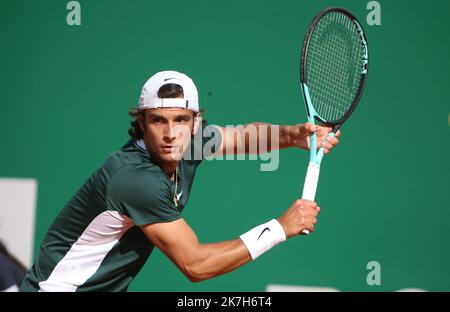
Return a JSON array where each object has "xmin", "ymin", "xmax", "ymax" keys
[{"xmin": 138, "ymin": 70, "xmax": 199, "ymax": 112}]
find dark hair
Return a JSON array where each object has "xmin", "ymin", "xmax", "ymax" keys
[{"xmin": 128, "ymin": 83, "xmax": 184, "ymax": 139}]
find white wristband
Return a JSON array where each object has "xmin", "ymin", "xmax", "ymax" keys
[{"xmin": 239, "ymin": 219, "xmax": 286, "ymax": 260}]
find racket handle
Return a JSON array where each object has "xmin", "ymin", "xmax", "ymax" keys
[
  {"xmin": 301, "ymin": 162, "xmax": 321, "ymax": 235},
  {"xmin": 302, "ymin": 162, "xmax": 320, "ymax": 200},
  {"xmin": 316, "ymin": 132, "xmax": 335, "ymax": 164}
]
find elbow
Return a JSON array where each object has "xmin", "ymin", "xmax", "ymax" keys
[
  {"xmin": 186, "ymin": 274, "xmax": 203, "ymax": 283},
  {"xmin": 183, "ymin": 263, "xmax": 209, "ymax": 283},
  {"xmin": 177, "ymin": 246, "xmax": 217, "ymax": 283}
]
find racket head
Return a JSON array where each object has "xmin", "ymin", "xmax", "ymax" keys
[{"xmin": 300, "ymin": 7, "xmax": 369, "ymax": 127}]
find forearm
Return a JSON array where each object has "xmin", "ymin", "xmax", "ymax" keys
[
  {"xmin": 278, "ymin": 125, "xmax": 297, "ymax": 149},
  {"xmin": 144, "ymin": 218, "xmax": 289, "ymax": 283},
  {"xmin": 186, "ymin": 239, "xmax": 251, "ymax": 282},
  {"xmin": 144, "ymin": 219, "xmax": 252, "ymax": 283},
  {"xmin": 186, "ymin": 218, "xmax": 287, "ymax": 282},
  {"xmin": 223, "ymin": 123, "xmax": 296, "ymax": 154}
]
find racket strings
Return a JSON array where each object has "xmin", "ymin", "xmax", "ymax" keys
[
  {"xmin": 311, "ymin": 16, "xmax": 358, "ymax": 118},
  {"xmin": 313, "ymin": 13, "xmax": 359, "ymax": 112},
  {"xmin": 306, "ymin": 12, "xmax": 364, "ymax": 122},
  {"xmin": 310, "ymin": 16, "xmax": 360, "ymax": 119}
]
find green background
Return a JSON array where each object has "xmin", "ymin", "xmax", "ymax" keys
[{"xmin": 1, "ymin": 0, "xmax": 449, "ymax": 291}]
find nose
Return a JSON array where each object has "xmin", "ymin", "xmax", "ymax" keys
[{"xmin": 162, "ymin": 124, "xmax": 176, "ymax": 143}]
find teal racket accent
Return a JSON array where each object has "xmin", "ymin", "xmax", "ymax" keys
[{"xmin": 303, "ymin": 83, "xmax": 336, "ymax": 165}]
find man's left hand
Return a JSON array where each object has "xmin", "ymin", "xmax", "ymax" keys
[{"xmin": 289, "ymin": 122, "xmax": 341, "ymax": 155}]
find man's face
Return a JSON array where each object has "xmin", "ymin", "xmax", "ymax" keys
[{"xmin": 139, "ymin": 108, "xmax": 198, "ymax": 163}]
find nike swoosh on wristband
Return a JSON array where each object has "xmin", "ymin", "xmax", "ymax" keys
[{"xmin": 257, "ymin": 227, "xmax": 270, "ymax": 240}]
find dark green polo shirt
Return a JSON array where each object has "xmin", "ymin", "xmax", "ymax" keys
[{"xmin": 20, "ymin": 125, "xmax": 221, "ymax": 292}]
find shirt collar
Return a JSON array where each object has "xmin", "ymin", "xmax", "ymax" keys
[{"xmin": 136, "ymin": 139, "xmax": 147, "ymax": 151}]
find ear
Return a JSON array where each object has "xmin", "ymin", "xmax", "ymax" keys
[
  {"xmin": 137, "ymin": 112, "xmax": 145, "ymax": 132},
  {"xmin": 192, "ymin": 112, "xmax": 202, "ymax": 135}
]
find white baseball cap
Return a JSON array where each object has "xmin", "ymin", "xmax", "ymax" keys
[{"xmin": 138, "ymin": 70, "xmax": 199, "ymax": 112}]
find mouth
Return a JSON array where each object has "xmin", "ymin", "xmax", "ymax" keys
[{"xmin": 160, "ymin": 145, "xmax": 181, "ymax": 154}]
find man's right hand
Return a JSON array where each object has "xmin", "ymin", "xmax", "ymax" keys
[{"xmin": 277, "ymin": 199, "xmax": 320, "ymax": 238}]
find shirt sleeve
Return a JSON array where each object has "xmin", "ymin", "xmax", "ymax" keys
[{"xmin": 106, "ymin": 166, "xmax": 181, "ymax": 226}]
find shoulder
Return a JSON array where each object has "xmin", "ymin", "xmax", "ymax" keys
[
  {"xmin": 97, "ymin": 142, "xmax": 170, "ymax": 200},
  {"xmin": 108, "ymin": 163, "xmax": 171, "ymax": 199},
  {"xmin": 100, "ymin": 141, "xmax": 158, "ymax": 176},
  {"xmin": 104, "ymin": 141, "xmax": 148, "ymax": 167},
  {"xmin": 106, "ymin": 163, "xmax": 179, "ymax": 226}
]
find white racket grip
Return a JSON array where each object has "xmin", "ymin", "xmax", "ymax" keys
[
  {"xmin": 301, "ymin": 162, "xmax": 321, "ymax": 235},
  {"xmin": 302, "ymin": 162, "xmax": 320, "ymax": 201}
]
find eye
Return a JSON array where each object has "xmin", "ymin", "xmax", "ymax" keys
[
  {"xmin": 152, "ymin": 118, "xmax": 164, "ymax": 124},
  {"xmin": 175, "ymin": 117, "xmax": 188, "ymax": 123}
]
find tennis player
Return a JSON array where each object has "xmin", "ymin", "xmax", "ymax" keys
[{"xmin": 20, "ymin": 70, "xmax": 340, "ymax": 291}]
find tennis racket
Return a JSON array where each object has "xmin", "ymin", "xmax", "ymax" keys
[{"xmin": 300, "ymin": 7, "xmax": 369, "ymax": 234}]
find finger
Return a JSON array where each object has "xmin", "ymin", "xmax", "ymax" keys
[
  {"xmin": 321, "ymin": 141, "xmax": 334, "ymax": 150},
  {"xmin": 300, "ymin": 215, "xmax": 306, "ymax": 228},
  {"xmin": 304, "ymin": 122, "xmax": 318, "ymax": 133},
  {"xmin": 326, "ymin": 136, "xmax": 339, "ymax": 146},
  {"xmin": 300, "ymin": 224, "xmax": 314, "ymax": 234},
  {"xmin": 305, "ymin": 207, "xmax": 319, "ymax": 217},
  {"xmin": 310, "ymin": 206, "xmax": 320, "ymax": 216},
  {"xmin": 334, "ymin": 130, "xmax": 342, "ymax": 138}
]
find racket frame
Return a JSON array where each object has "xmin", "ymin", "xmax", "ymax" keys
[
  {"xmin": 300, "ymin": 7, "xmax": 369, "ymax": 167},
  {"xmin": 299, "ymin": 8, "xmax": 369, "ymax": 233}
]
